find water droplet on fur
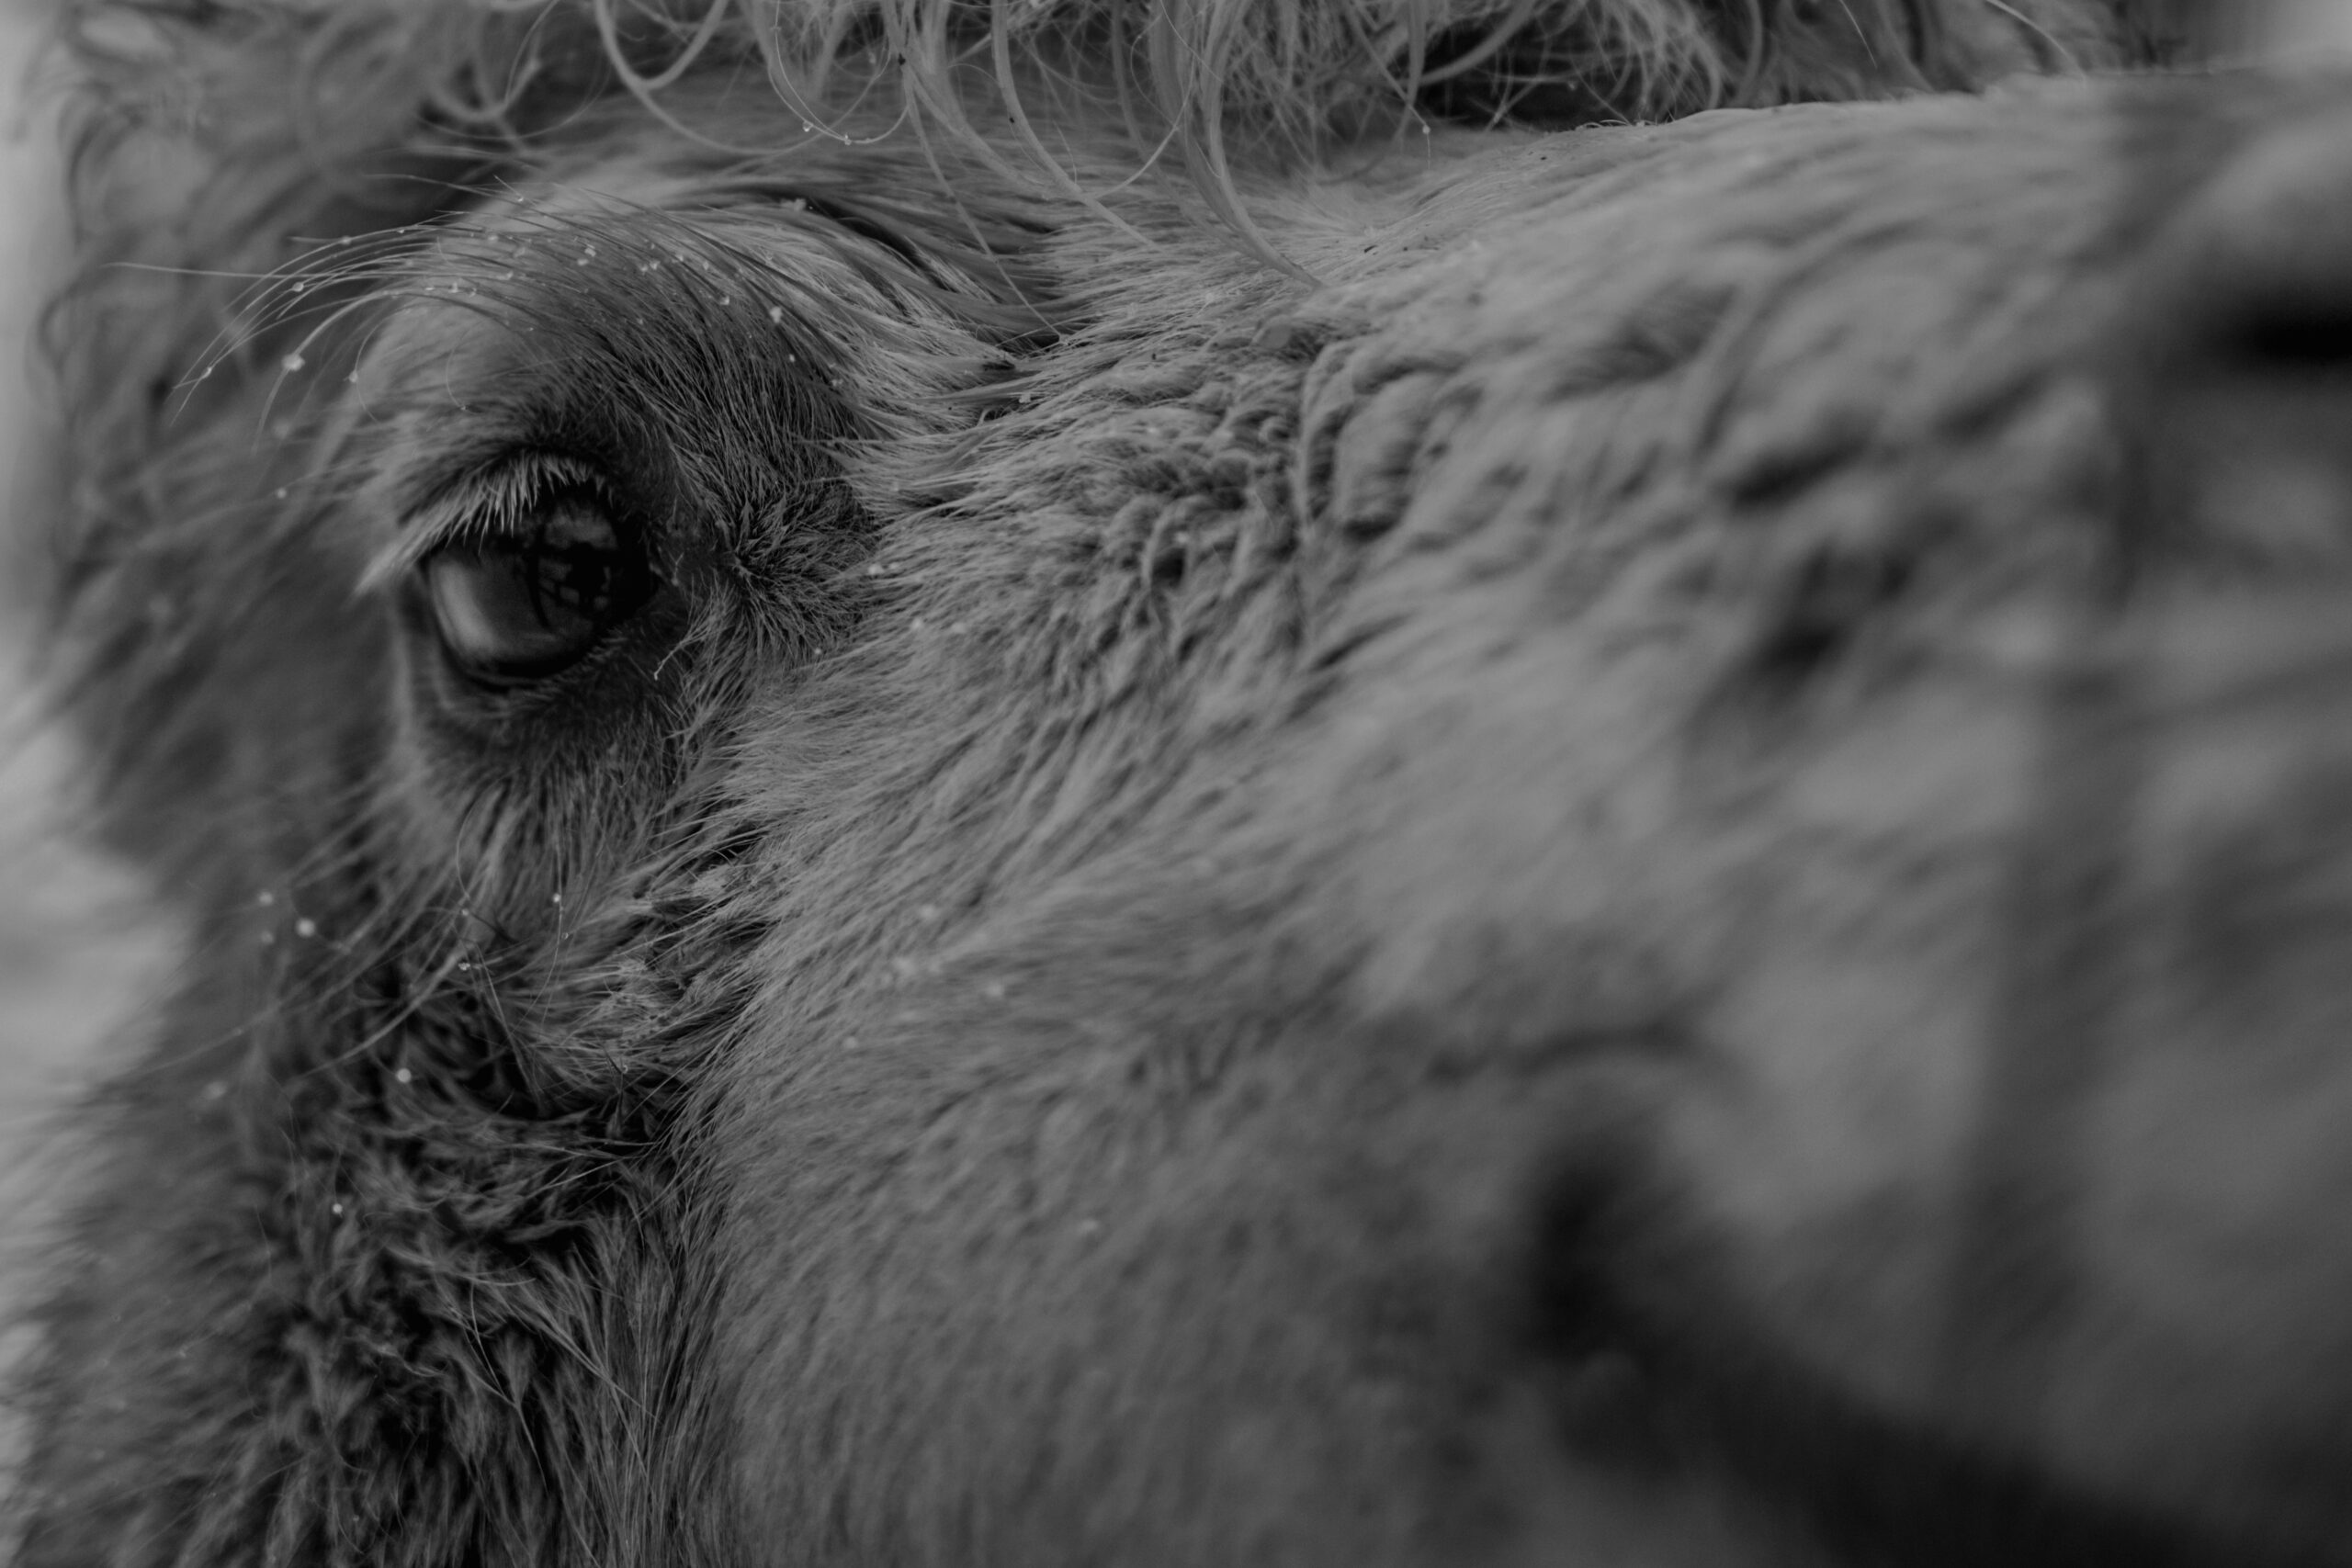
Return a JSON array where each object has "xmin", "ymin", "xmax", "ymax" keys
[
  {"xmin": 718, "ymin": 296, "xmax": 731, "ymax": 307},
  {"xmin": 280, "ymin": 353, "xmax": 305, "ymax": 372},
  {"xmin": 274, "ymin": 488, "xmax": 288, "ymax": 501},
  {"xmin": 550, "ymin": 892, "xmax": 563, "ymax": 906},
  {"xmin": 200, "ymin": 1080, "xmax": 228, "ymax": 1101},
  {"xmin": 255, "ymin": 890, "xmax": 275, "ymax": 906},
  {"xmin": 768, "ymin": 305, "xmax": 784, "ymax": 324},
  {"xmin": 294, "ymin": 918, "xmax": 318, "ymax": 939},
  {"xmin": 331, "ymin": 1202, "xmax": 344, "ymax": 1216},
  {"xmin": 394, "ymin": 1067, "xmax": 413, "ymax": 1085},
  {"xmin": 289, "ymin": 281, "xmax": 306, "ymax": 294}
]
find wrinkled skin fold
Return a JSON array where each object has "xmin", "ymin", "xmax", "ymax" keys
[{"xmin": 14, "ymin": 1, "xmax": 2352, "ymax": 1564}]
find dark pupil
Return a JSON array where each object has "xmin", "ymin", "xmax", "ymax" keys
[
  {"xmin": 424, "ymin": 495, "xmax": 651, "ymax": 681},
  {"xmin": 529, "ymin": 525, "xmax": 623, "ymax": 619}
]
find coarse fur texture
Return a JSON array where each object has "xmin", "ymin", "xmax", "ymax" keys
[{"xmin": 17, "ymin": 0, "xmax": 2352, "ymax": 1564}]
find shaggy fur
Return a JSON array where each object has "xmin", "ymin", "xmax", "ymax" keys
[{"xmin": 16, "ymin": 0, "xmax": 2352, "ymax": 1564}]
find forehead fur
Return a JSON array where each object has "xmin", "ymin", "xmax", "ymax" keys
[
  {"xmin": 51, "ymin": 0, "xmax": 2174, "ymax": 430},
  {"xmin": 50, "ymin": 0, "xmax": 2175, "ymax": 491},
  {"xmin": 37, "ymin": 0, "xmax": 2172, "ymax": 852}
]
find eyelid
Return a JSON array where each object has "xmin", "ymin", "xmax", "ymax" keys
[{"xmin": 361, "ymin": 450, "xmax": 610, "ymax": 595}]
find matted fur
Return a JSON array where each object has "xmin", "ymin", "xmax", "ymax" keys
[{"xmin": 17, "ymin": 0, "xmax": 2352, "ymax": 1565}]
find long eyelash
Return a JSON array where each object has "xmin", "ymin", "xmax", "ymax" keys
[{"xmin": 359, "ymin": 450, "xmax": 609, "ymax": 594}]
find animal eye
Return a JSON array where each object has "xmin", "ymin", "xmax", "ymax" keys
[{"xmin": 422, "ymin": 490, "xmax": 657, "ymax": 682}]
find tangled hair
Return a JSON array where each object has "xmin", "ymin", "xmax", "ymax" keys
[
  {"xmin": 62, "ymin": 0, "xmax": 2169, "ymax": 161},
  {"xmin": 53, "ymin": 0, "xmax": 2177, "ymax": 301}
]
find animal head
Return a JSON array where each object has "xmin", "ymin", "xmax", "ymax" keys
[{"xmin": 16, "ymin": 2, "xmax": 2352, "ymax": 1564}]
